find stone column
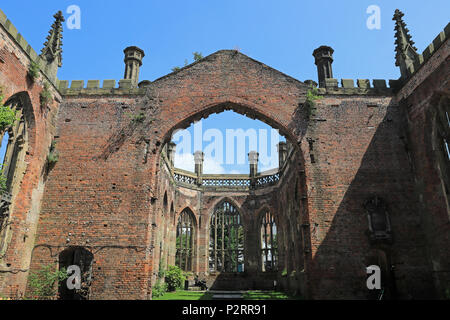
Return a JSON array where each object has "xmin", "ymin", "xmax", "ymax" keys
[
  {"xmin": 248, "ymin": 151, "xmax": 259, "ymax": 188},
  {"xmin": 277, "ymin": 142, "xmax": 288, "ymax": 168},
  {"xmin": 194, "ymin": 151, "xmax": 204, "ymax": 185},
  {"xmin": 248, "ymin": 151, "xmax": 259, "ymax": 177},
  {"xmin": 244, "ymin": 205, "xmax": 261, "ymax": 276},
  {"xmin": 167, "ymin": 142, "xmax": 176, "ymax": 167}
]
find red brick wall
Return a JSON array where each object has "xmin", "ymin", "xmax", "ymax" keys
[
  {"xmin": 29, "ymin": 96, "xmax": 153, "ymax": 299},
  {"xmin": 10, "ymin": 45, "xmax": 446, "ymax": 300},
  {"xmin": 399, "ymin": 38, "xmax": 450, "ymax": 298},
  {"xmin": 29, "ymin": 51, "xmax": 313, "ymax": 299},
  {"xmin": 0, "ymin": 23, "xmax": 61, "ymax": 297},
  {"xmin": 303, "ymin": 95, "xmax": 434, "ymax": 299}
]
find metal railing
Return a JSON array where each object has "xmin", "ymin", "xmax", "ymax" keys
[
  {"xmin": 163, "ymin": 142, "xmax": 295, "ymax": 191},
  {"xmin": 172, "ymin": 168, "xmax": 283, "ymax": 190}
]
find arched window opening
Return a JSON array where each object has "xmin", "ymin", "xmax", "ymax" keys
[
  {"xmin": 261, "ymin": 211, "xmax": 278, "ymax": 272},
  {"xmin": 176, "ymin": 209, "xmax": 195, "ymax": 271},
  {"xmin": 1, "ymin": 96, "xmax": 26, "ymax": 193},
  {"xmin": 163, "ymin": 192, "xmax": 168, "ymax": 209},
  {"xmin": 0, "ymin": 132, "xmax": 9, "ymax": 164},
  {"xmin": 0, "ymin": 94, "xmax": 29, "ymax": 251},
  {"xmin": 0, "ymin": 132, "xmax": 10, "ymax": 239},
  {"xmin": 434, "ymin": 97, "xmax": 450, "ymax": 213},
  {"xmin": 170, "ymin": 110, "xmax": 286, "ymax": 175},
  {"xmin": 162, "ymin": 192, "xmax": 168, "ymax": 218},
  {"xmin": 209, "ymin": 201, "xmax": 244, "ymax": 273},
  {"xmin": 58, "ymin": 247, "xmax": 94, "ymax": 300},
  {"xmin": 367, "ymin": 249, "xmax": 397, "ymax": 300}
]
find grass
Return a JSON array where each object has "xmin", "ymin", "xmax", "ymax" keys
[
  {"xmin": 153, "ymin": 290, "xmax": 302, "ymax": 300},
  {"xmin": 153, "ymin": 290, "xmax": 213, "ymax": 300},
  {"xmin": 243, "ymin": 290, "xmax": 303, "ymax": 300}
]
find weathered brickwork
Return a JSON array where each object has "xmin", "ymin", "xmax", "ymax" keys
[
  {"xmin": 0, "ymin": 7, "xmax": 448, "ymax": 300},
  {"xmin": 398, "ymin": 38, "xmax": 450, "ymax": 299},
  {"xmin": 0, "ymin": 10, "xmax": 61, "ymax": 297},
  {"xmin": 303, "ymin": 95, "xmax": 434, "ymax": 299}
]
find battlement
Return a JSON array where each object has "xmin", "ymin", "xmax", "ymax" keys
[
  {"xmin": 0, "ymin": 8, "xmax": 59, "ymax": 87},
  {"xmin": 314, "ymin": 78, "xmax": 400, "ymax": 95},
  {"xmin": 57, "ymin": 79, "xmax": 147, "ymax": 95},
  {"xmin": 402, "ymin": 22, "xmax": 449, "ymax": 80}
]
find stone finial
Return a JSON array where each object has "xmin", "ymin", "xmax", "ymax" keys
[
  {"xmin": 248, "ymin": 151, "xmax": 259, "ymax": 177},
  {"xmin": 123, "ymin": 46, "xmax": 145, "ymax": 88},
  {"xmin": 40, "ymin": 11, "xmax": 65, "ymax": 82},
  {"xmin": 393, "ymin": 9, "xmax": 419, "ymax": 79},
  {"xmin": 167, "ymin": 142, "xmax": 176, "ymax": 166},
  {"xmin": 313, "ymin": 46, "xmax": 334, "ymax": 88},
  {"xmin": 194, "ymin": 151, "xmax": 204, "ymax": 185}
]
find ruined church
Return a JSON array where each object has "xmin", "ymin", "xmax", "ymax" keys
[{"xmin": 0, "ymin": 8, "xmax": 448, "ymax": 299}]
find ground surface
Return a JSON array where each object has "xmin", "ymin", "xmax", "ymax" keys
[{"xmin": 153, "ymin": 290, "xmax": 303, "ymax": 300}]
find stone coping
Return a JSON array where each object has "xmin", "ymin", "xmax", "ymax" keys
[
  {"xmin": 56, "ymin": 79, "xmax": 145, "ymax": 95},
  {"xmin": 313, "ymin": 78, "xmax": 400, "ymax": 95},
  {"xmin": 401, "ymin": 22, "xmax": 449, "ymax": 81}
]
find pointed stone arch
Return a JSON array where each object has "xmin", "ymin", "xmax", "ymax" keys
[
  {"xmin": 0, "ymin": 91, "xmax": 36, "ymax": 251},
  {"xmin": 257, "ymin": 207, "xmax": 279, "ymax": 272},
  {"xmin": 208, "ymin": 198, "xmax": 245, "ymax": 273},
  {"xmin": 430, "ymin": 93, "xmax": 450, "ymax": 218}
]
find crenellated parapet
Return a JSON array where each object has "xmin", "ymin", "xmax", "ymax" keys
[
  {"xmin": 398, "ymin": 23, "xmax": 449, "ymax": 81},
  {"xmin": 312, "ymin": 78, "xmax": 400, "ymax": 95},
  {"xmin": 57, "ymin": 79, "xmax": 147, "ymax": 95}
]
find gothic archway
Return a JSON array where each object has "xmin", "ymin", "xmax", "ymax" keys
[
  {"xmin": 209, "ymin": 199, "xmax": 244, "ymax": 273},
  {"xmin": 0, "ymin": 92, "xmax": 35, "ymax": 253},
  {"xmin": 175, "ymin": 208, "xmax": 197, "ymax": 271},
  {"xmin": 260, "ymin": 209, "xmax": 278, "ymax": 272},
  {"xmin": 431, "ymin": 94, "xmax": 450, "ymax": 217}
]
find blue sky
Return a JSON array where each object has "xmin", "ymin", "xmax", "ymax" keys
[{"xmin": 1, "ymin": 1, "xmax": 449, "ymax": 173}]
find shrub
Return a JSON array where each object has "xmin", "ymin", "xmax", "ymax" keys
[
  {"xmin": 46, "ymin": 140, "xmax": 59, "ymax": 169},
  {"xmin": 130, "ymin": 112, "xmax": 145, "ymax": 123},
  {"xmin": 27, "ymin": 264, "xmax": 68, "ymax": 300},
  {"xmin": 171, "ymin": 51, "xmax": 203, "ymax": 72},
  {"xmin": 47, "ymin": 151, "xmax": 59, "ymax": 165},
  {"xmin": 165, "ymin": 265, "xmax": 185, "ymax": 292},
  {"xmin": 152, "ymin": 280, "xmax": 168, "ymax": 298},
  {"xmin": 193, "ymin": 52, "xmax": 203, "ymax": 62},
  {"xmin": 0, "ymin": 166, "xmax": 8, "ymax": 195},
  {"xmin": 305, "ymin": 86, "xmax": 322, "ymax": 117},
  {"xmin": 0, "ymin": 95, "xmax": 18, "ymax": 132},
  {"xmin": 28, "ymin": 61, "xmax": 40, "ymax": 81},
  {"xmin": 40, "ymin": 82, "xmax": 53, "ymax": 106}
]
